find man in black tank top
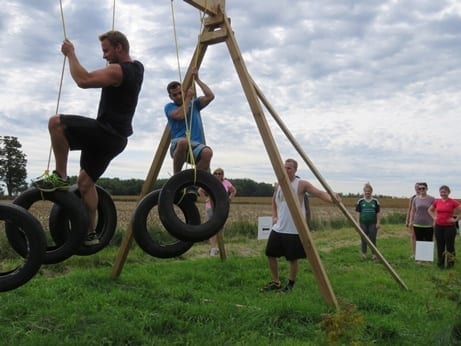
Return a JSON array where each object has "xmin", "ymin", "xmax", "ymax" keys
[{"xmin": 34, "ymin": 31, "xmax": 144, "ymax": 246}]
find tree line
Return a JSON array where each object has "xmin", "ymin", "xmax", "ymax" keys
[
  {"xmin": 0, "ymin": 136, "xmax": 274, "ymax": 197},
  {"xmin": 76, "ymin": 177, "xmax": 275, "ymax": 197},
  {"xmin": 0, "ymin": 136, "xmax": 399, "ymax": 198}
]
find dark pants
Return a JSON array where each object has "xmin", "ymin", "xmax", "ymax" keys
[
  {"xmin": 360, "ymin": 223, "xmax": 377, "ymax": 254},
  {"xmin": 61, "ymin": 115, "xmax": 127, "ymax": 182},
  {"xmin": 434, "ymin": 224, "xmax": 457, "ymax": 268},
  {"xmin": 413, "ymin": 226, "xmax": 434, "ymax": 241}
]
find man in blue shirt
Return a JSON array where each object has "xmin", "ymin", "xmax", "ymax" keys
[{"xmin": 164, "ymin": 68, "xmax": 214, "ymax": 174}]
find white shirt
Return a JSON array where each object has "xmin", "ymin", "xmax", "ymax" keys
[{"xmin": 272, "ymin": 178, "xmax": 304, "ymax": 235}]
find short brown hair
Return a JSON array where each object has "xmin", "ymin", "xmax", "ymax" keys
[
  {"xmin": 99, "ymin": 30, "xmax": 130, "ymax": 54},
  {"xmin": 167, "ymin": 81, "xmax": 181, "ymax": 94},
  {"xmin": 439, "ymin": 185, "xmax": 451, "ymax": 193},
  {"xmin": 285, "ymin": 158, "xmax": 298, "ymax": 170}
]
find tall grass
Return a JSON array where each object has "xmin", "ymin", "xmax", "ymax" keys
[{"xmin": 1, "ymin": 224, "xmax": 460, "ymax": 345}]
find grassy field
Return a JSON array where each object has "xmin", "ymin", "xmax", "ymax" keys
[
  {"xmin": 111, "ymin": 195, "xmax": 410, "ymax": 231},
  {"xmin": 1, "ymin": 196, "xmax": 460, "ymax": 345},
  {"xmin": 1, "ymin": 225, "xmax": 460, "ymax": 345}
]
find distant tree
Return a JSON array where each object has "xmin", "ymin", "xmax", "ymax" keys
[
  {"xmin": 230, "ymin": 178, "xmax": 274, "ymax": 197},
  {"xmin": 0, "ymin": 136, "xmax": 28, "ymax": 196}
]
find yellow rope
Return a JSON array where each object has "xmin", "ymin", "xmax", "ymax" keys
[
  {"xmin": 169, "ymin": 0, "xmax": 208, "ymax": 177},
  {"xmin": 42, "ymin": 0, "xmax": 68, "ymax": 178},
  {"xmin": 43, "ymin": 1, "xmax": 117, "ymax": 178},
  {"xmin": 112, "ymin": 0, "xmax": 116, "ymax": 31}
]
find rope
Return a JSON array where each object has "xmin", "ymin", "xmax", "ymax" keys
[
  {"xmin": 42, "ymin": 0, "xmax": 68, "ymax": 177},
  {"xmin": 43, "ymin": 0, "xmax": 117, "ymax": 178},
  {"xmin": 112, "ymin": 0, "xmax": 116, "ymax": 31},
  {"xmin": 169, "ymin": 0, "xmax": 208, "ymax": 176}
]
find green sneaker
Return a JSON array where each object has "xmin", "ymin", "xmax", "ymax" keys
[
  {"xmin": 33, "ymin": 171, "xmax": 70, "ymax": 192},
  {"xmin": 260, "ymin": 280, "xmax": 282, "ymax": 292}
]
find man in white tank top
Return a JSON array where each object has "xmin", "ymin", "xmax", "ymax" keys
[{"xmin": 260, "ymin": 158, "xmax": 338, "ymax": 292}]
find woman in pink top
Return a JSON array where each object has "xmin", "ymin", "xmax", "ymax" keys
[
  {"xmin": 201, "ymin": 168, "xmax": 236, "ymax": 256},
  {"xmin": 428, "ymin": 185, "xmax": 461, "ymax": 268}
]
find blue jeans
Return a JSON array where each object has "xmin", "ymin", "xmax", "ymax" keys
[{"xmin": 360, "ymin": 223, "xmax": 377, "ymax": 254}]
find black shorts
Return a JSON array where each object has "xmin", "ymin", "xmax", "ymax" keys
[
  {"xmin": 265, "ymin": 230, "xmax": 306, "ymax": 261},
  {"xmin": 61, "ymin": 115, "xmax": 127, "ymax": 182}
]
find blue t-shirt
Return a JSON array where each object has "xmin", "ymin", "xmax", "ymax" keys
[{"xmin": 164, "ymin": 98, "xmax": 205, "ymax": 143}]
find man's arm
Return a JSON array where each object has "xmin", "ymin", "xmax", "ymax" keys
[
  {"xmin": 302, "ymin": 180, "xmax": 334, "ymax": 203},
  {"xmin": 193, "ymin": 69, "xmax": 214, "ymax": 108},
  {"xmin": 272, "ymin": 183, "xmax": 278, "ymax": 224},
  {"xmin": 62, "ymin": 39, "xmax": 122, "ymax": 89},
  {"xmin": 376, "ymin": 204, "xmax": 381, "ymax": 229}
]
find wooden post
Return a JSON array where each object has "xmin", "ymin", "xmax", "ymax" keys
[
  {"xmin": 251, "ymin": 80, "xmax": 408, "ymax": 290},
  {"xmin": 216, "ymin": 230, "xmax": 227, "ymax": 260},
  {"xmin": 111, "ymin": 22, "xmax": 213, "ymax": 278},
  {"xmin": 222, "ymin": 15, "xmax": 338, "ymax": 308},
  {"xmin": 111, "ymin": 126, "xmax": 169, "ymax": 278}
]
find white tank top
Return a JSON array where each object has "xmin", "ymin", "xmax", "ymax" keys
[{"xmin": 272, "ymin": 178, "xmax": 304, "ymax": 234}]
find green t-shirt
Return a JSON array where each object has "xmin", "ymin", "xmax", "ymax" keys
[{"xmin": 355, "ymin": 198, "xmax": 380, "ymax": 224}]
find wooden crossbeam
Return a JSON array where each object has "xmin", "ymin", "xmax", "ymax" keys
[
  {"xmin": 200, "ymin": 29, "xmax": 228, "ymax": 45},
  {"xmin": 183, "ymin": 0, "xmax": 225, "ymax": 16}
]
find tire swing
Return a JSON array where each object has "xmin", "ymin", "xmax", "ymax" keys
[
  {"xmin": 0, "ymin": 203, "xmax": 47, "ymax": 292},
  {"xmin": 132, "ymin": 189, "xmax": 199, "ymax": 258},
  {"xmin": 49, "ymin": 185, "xmax": 117, "ymax": 256},
  {"xmin": 5, "ymin": 188, "xmax": 89, "ymax": 264},
  {"xmin": 158, "ymin": 169, "xmax": 230, "ymax": 242}
]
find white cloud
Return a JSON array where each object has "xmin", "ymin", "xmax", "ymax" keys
[{"xmin": 1, "ymin": 0, "xmax": 461, "ymax": 198}]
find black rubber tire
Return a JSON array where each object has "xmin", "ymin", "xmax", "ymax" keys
[
  {"xmin": 49, "ymin": 185, "xmax": 117, "ymax": 256},
  {"xmin": 132, "ymin": 189, "xmax": 196, "ymax": 258},
  {"xmin": 0, "ymin": 202, "xmax": 46, "ymax": 291},
  {"xmin": 158, "ymin": 169, "xmax": 229, "ymax": 242},
  {"xmin": 5, "ymin": 188, "xmax": 88, "ymax": 264}
]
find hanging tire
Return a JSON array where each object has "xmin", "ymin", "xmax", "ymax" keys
[
  {"xmin": 158, "ymin": 169, "xmax": 229, "ymax": 242},
  {"xmin": 5, "ymin": 188, "xmax": 89, "ymax": 264},
  {"xmin": 0, "ymin": 202, "xmax": 46, "ymax": 291},
  {"xmin": 132, "ymin": 189, "xmax": 197, "ymax": 258},
  {"xmin": 49, "ymin": 184, "xmax": 117, "ymax": 256}
]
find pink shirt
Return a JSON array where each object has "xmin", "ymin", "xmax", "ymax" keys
[
  {"xmin": 432, "ymin": 198, "xmax": 460, "ymax": 226},
  {"xmin": 205, "ymin": 179, "xmax": 233, "ymax": 209}
]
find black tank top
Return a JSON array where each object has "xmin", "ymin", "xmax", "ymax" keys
[{"xmin": 97, "ymin": 60, "xmax": 144, "ymax": 137}]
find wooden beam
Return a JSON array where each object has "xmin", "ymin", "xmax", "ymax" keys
[
  {"xmin": 111, "ymin": 125, "xmax": 170, "ymax": 278},
  {"xmin": 222, "ymin": 16, "xmax": 338, "ymax": 308},
  {"xmin": 183, "ymin": 0, "xmax": 225, "ymax": 16},
  {"xmin": 111, "ymin": 22, "xmax": 213, "ymax": 279},
  {"xmin": 200, "ymin": 29, "xmax": 228, "ymax": 45},
  {"xmin": 252, "ymin": 79, "xmax": 408, "ymax": 290}
]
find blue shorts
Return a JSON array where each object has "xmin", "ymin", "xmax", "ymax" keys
[{"xmin": 169, "ymin": 138, "xmax": 207, "ymax": 163}]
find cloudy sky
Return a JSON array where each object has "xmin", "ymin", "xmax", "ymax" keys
[{"xmin": 1, "ymin": 0, "xmax": 460, "ymax": 197}]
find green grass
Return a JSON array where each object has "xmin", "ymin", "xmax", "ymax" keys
[{"xmin": 1, "ymin": 225, "xmax": 460, "ymax": 345}]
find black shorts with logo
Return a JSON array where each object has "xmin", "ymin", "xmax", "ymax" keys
[
  {"xmin": 61, "ymin": 115, "xmax": 127, "ymax": 182},
  {"xmin": 265, "ymin": 230, "xmax": 306, "ymax": 261}
]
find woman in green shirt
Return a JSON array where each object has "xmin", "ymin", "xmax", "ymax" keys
[{"xmin": 355, "ymin": 182, "xmax": 381, "ymax": 260}]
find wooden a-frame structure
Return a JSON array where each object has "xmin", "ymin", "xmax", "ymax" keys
[{"xmin": 111, "ymin": 0, "xmax": 408, "ymax": 308}]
